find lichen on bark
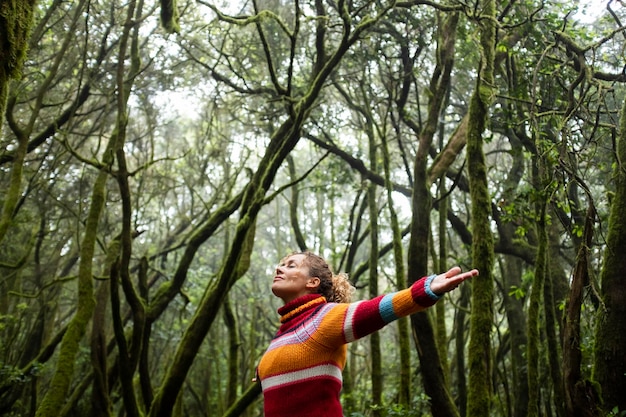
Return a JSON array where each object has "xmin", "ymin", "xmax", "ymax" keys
[{"xmin": 593, "ymin": 95, "xmax": 626, "ymax": 414}]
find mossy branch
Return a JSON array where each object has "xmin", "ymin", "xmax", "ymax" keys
[{"xmin": 159, "ymin": 0, "xmax": 180, "ymax": 33}]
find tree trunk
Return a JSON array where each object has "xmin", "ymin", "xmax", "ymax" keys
[
  {"xmin": 409, "ymin": 313, "xmax": 459, "ymax": 417},
  {"xmin": 543, "ymin": 210, "xmax": 565, "ymax": 417},
  {"xmin": 222, "ymin": 382, "xmax": 262, "ymax": 417},
  {"xmin": 90, "ymin": 281, "xmax": 113, "ymax": 417},
  {"xmin": 0, "ymin": 0, "xmax": 36, "ymax": 135},
  {"xmin": 406, "ymin": 11, "xmax": 460, "ymax": 417},
  {"xmin": 593, "ymin": 96, "xmax": 626, "ymax": 414},
  {"xmin": 407, "ymin": 103, "xmax": 457, "ymax": 415},
  {"xmin": 563, "ymin": 204, "xmax": 601, "ymax": 417},
  {"xmin": 382, "ymin": 127, "xmax": 412, "ymax": 406},
  {"xmin": 466, "ymin": 0, "xmax": 496, "ymax": 415},
  {"xmin": 454, "ymin": 284, "xmax": 470, "ymax": 417},
  {"xmin": 526, "ymin": 190, "xmax": 548, "ymax": 417},
  {"xmin": 368, "ymin": 129, "xmax": 382, "ymax": 416},
  {"xmin": 288, "ymin": 155, "xmax": 308, "ymax": 251},
  {"xmin": 501, "ymin": 257, "xmax": 529, "ymax": 417},
  {"xmin": 223, "ymin": 296, "xmax": 240, "ymax": 408},
  {"xmin": 435, "ymin": 180, "xmax": 450, "ymax": 382}
]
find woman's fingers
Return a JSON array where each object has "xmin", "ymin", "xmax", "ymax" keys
[
  {"xmin": 456, "ymin": 269, "xmax": 479, "ymax": 281},
  {"xmin": 431, "ymin": 267, "xmax": 479, "ymax": 294},
  {"xmin": 445, "ymin": 266, "xmax": 462, "ymax": 278}
]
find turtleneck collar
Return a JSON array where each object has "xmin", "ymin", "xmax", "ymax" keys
[{"xmin": 278, "ymin": 294, "xmax": 326, "ymax": 324}]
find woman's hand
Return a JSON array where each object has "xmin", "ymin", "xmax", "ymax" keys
[{"xmin": 430, "ymin": 266, "xmax": 479, "ymax": 295}]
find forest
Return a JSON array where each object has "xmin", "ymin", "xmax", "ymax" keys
[{"xmin": 1, "ymin": 0, "xmax": 625, "ymax": 416}]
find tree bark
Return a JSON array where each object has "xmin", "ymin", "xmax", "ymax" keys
[
  {"xmin": 453, "ymin": 284, "xmax": 470, "ymax": 417},
  {"xmin": 0, "ymin": 0, "xmax": 36, "ymax": 134},
  {"xmin": 287, "ymin": 155, "xmax": 308, "ymax": 251},
  {"xmin": 223, "ymin": 296, "xmax": 240, "ymax": 408},
  {"xmin": 526, "ymin": 187, "xmax": 547, "ymax": 417},
  {"xmin": 593, "ymin": 96, "xmax": 626, "ymax": 415},
  {"xmin": 563, "ymin": 204, "xmax": 601, "ymax": 417},
  {"xmin": 409, "ymin": 313, "xmax": 459, "ymax": 417},
  {"xmin": 222, "ymin": 382, "xmax": 262, "ymax": 417},
  {"xmin": 406, "ymin": 11, "xmax": 461, "ymax": 417},
  {"xmin": 367, "ymin": 133, "xmax": 382, "ymax": 416},
  {"xmin": 543, "ymin": 211, "xmax": 565, "ymax": 417},
  {"xmin": 382, "ymin": 123, "xmax": 412, "ymax": 407},
  {"xmin": 466, "ymin": 0, "xmax": 497, "ymax": 414},
  {"xmin": 90, "ymin": 280, "xmax": 113, "ymax": 417},
  {"xmin": 501, "ymin": 257, "xmax": 529, "ymax": 417}
]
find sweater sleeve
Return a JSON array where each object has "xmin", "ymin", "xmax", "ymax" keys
[{"xmin": 314, "ymin": 275, "xmax": 442, "ymax": 346}]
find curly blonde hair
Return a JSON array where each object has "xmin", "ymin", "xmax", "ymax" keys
[{"xmin": 299, "ymin": 252, "xmax": 355, "ymax": 303}]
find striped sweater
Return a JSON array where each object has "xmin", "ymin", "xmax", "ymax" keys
[{"xmin": 257, "ymin": 274, "xmax": 441, "ymax": 417}]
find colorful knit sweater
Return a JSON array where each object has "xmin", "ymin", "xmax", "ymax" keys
[{"xmin": 257, "ymin": 274, "xmax": 441, "ymax": 417}]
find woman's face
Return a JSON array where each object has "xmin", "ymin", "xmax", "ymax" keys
[{"xmin": 271, "ymin": 254, "xmax": 320, "ymax": 303}]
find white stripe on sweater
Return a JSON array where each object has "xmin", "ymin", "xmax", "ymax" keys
[
  {"xmin": 261, "ymin": 363, "xmax": 343, "ymax": 391},
  {"xmin": 343, "ymin": 301, "xmax": 363, "ymax": 343}
]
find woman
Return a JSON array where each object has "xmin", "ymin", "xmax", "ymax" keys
[{"xmin": 257, "ymin": 251, "xmax": 478, "ymax": 417}]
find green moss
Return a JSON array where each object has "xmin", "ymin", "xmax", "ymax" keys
[
  {"xmin": 594, "ymin": 95, "xmax": 626, "ymax": 413},
  {"xmin": 0, "ymin": 0, "xmax": 37, "ymax": 78},
  {"xmin": 159, "ymin": 0, "xmax": 180, "ymax": 34}
]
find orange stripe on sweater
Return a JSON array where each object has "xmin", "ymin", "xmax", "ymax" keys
[{"xmin": 391, "ymin": 288, "xmax": 424, "ymax": 316}]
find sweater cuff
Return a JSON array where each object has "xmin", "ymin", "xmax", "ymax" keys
[
  {"xmin": 411, "ymin": 275, "xmax": 442, "ymax": 307},
  {"xmin": 424, "ymin": 274, "xmax": 443, "ymax": 301}
]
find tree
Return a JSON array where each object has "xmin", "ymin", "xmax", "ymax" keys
[
  {"xmin": 0, "ymin": 0, "xmax": 37, "ymax": 243},
  {"xmin": 465, "ymin": 0, "xmax": 496, "ymax": 414},
  {"xmin": 404, "ymin": 10, "xmax": 463, "ymax": 417},
  {"xmin": 594, "ymin": 94, "xmax": 626, "ymax": 416}
]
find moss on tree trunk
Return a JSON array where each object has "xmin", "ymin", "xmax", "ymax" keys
[
  {"xmin": 0, "ymin": 0, "xmax": 37, "ymax": 243},
  {"xmin": 466, "ymin": 0, "xmax": 496, "ymax": 415},
  {"xmin": 0, "ymin": 0, "xmax": 36, "ymax": 127},
  {"xmin": 404, "ymin": 12, "xmax": 461, "ymax": 417},
  {"xmin": 526, "ymin": 196, "xmax": 547, "ymax": 417},
  {"xmin": 35, "ymin": 164, "xmax": 104, "ymax": 417},
  {"xmin": 367, "ymin": 126, "xmax": 383, "ymax": 416},
  {"xmin": 593, "ymin": 96, "xmax": 626, "ymax": 414}
]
